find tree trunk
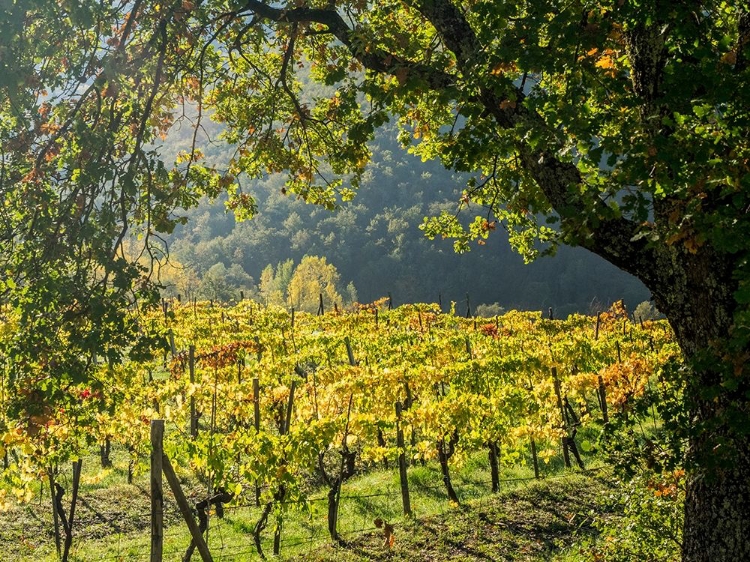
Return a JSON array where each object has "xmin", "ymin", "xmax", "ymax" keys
[
  {"xmin": 573, "ymin": 218, "xmax": 750, "ymax": 561},
  {"xmin": 100, "ymin": 438, "xmax": 111, "ymax": 468},
  {"xmin": 326, "ymin": 480, "xmax": 341, "ymax": 542},
  {"xmin": 437, "ymin": 432, "xmax": 460, "ymax": 505},
  {"xmin": 642, "ymin": 246, "xmax": 750, "ymax": 562},
  {"xmin": 682, "ymin": 436, "xmax": 750, "ymax": 561}
]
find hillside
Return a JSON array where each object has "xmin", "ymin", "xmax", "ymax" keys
[{"xmin": 161, "ymin": 123, "xmax": 650, "ymax": 316}]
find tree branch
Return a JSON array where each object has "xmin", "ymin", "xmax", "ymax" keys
[{"xmin": 241, "ymin": 0, "xmax": 455, "ymax": 90}]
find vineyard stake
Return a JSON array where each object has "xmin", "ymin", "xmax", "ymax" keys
[
  {"xmin": 488, "ymin": 441, "xmax": 500, "ymax": 493},
  {"xmin": 48, "ymin": 467, "xmax": 61, "ymax": 557},
  {"xmin": 594, "ymin": 313, "xmax": 601, "ymax": 340},
  {"xmin": 551, "ymin": 367, "xmax": 572, "ymax": 469},
  {"xmin": 395, "ymin": 402, "xmax": 412, "ymax": 516},
  {"xmin": 598, "ymin": 375, "xmax": 609, "ymax": 423},
  {"xmin": 253, "ymin": 377, "xmax": 261, "ymax": 506},
  {"xmin": 150, "ymin": 420, "xmax": 164, "ymax": 562},
  {"xmin": 530, "ymin": 437, "xmax": 540, "ymax": 479},
  {"xmin": 189, "ymin": 345, "xmax": 198, "ymax": 438},
  {"xmin": 616, "ymin": 340, "xmax": 622, "ymax": 363},
  {"xmin": 162, "ymin": 454, "xmax": 213, "ymax": 562},
  {"xmin": 284, "ymin": 380, "xmax": 296, "ymax": 436},
  {"xmin": 345, "ymin": 336, "xmax": 356, "ymax": 367}
]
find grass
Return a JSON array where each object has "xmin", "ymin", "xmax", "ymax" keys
[{"xmin": 0, "ymin": 445, "xmax": 613, "ymax": 561}]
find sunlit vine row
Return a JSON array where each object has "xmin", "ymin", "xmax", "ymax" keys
[{"xmin": 0, "ymin": 299, "xmax": 679, "ymax": 515}]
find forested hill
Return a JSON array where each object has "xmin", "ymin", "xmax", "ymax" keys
[{"xmin": 164, "ymin": 123, "xmax": 649, "ymax": 317}]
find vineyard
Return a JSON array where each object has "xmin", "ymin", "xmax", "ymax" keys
[{"xmin": 0, "ymin": 299, "xmax": 681, "ymax": 560}]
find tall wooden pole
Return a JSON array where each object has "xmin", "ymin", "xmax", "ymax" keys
[{"xmin": 150, "ymin": 420, "xmax": 164, "ymax": 562}]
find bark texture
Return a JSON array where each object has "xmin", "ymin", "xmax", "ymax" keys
[{"xmin": 683, "ymin": 438, "xmax": 750, "ymax": 561}]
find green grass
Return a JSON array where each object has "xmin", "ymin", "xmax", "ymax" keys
[{"xmin": 0, "ymin": 445, "xmax": 612, "ymax": 561}]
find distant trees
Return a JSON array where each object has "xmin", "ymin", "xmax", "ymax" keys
[
  {"xmin": 288, "ymin": 256, "xmax": 345, "ymax": 313},
  {"xmin": 256, "ymin": 256, "xmax": 352, "ymax": 312},
  {"xmin": 475, "ymin": 303, "xmax": 505, "ymax": 318},
  {"xmin": 633, "ymin": 301, "xmax": 662, "ymax": 322},
  {"xmin": 259, "ymin": 260, "xmax": 295, "ymax": 306},
  {"xmin": 199, "ymin": 263, "xmax": 256, "ymax": 302}
]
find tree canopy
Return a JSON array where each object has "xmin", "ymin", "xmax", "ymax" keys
[{"xmin": 1, "ymin": 1, "xmax": 750, "ymax": 560}]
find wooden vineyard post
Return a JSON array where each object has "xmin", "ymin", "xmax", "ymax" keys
[
  {"xmin": 189, "ymin": 345, "xmax": 198, "ymax": 438},
  {"xmin": 530, "ymin": 436, "xmax": 540, "ymax": 479},
  {"xmin": 488, "ymin": 441, "xmax": 500, "ymax": 493},
  {"xmin": 284, "ymin": 380, "xmax": 296, "ymax": 436},
  {"xmin": 395, "ymin": 402, "xmax": 412, "ymax": 516},
  {"xmin": 253, "ymin": 377, "xmax": 261, "ymax": 507},
  {"xmin": 162, "ymin": 454, "xmax": 214, "ymax": 562},
  {"xmin": 345, "ymin": 336, "xmax": 356, "ymax": 367},
  {"xmin": 63, "ymin": 459, "xmax": 82, "ymax": 562},
  {"xmin": 151, "ymin": 420, "xmax": 164, "ymax": 562},
  {"xmin": 253, "ymin": 378, "xmax": 261, "ymax": 433},
  {"xmin": 551, "ymin": 367, "xmax": 572, "ymax": 468},
  {"xmin": 48, "ymin": 468, "xmax": 61, "ymax": 557},
  {"xmin": 403, "ymin": 381, "xmax": 419, "ymax": 462},
  {"xmin": 598, "ymin": 374, "xmax": 609, "ymax": 423},
  {"xmin": 274, "ymin": 381, "xmax": 296, "ymax": 556},
  {"xmin": 595, "ymin": 313, "xmax": 601, "ymax": 340}
]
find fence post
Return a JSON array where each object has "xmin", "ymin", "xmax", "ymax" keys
[
  {"xmin": 395, "ymin": 402, "xmax": 412, "ymax": 516},
  {"xmin": 151, "ymin": 420, "xmax": 164, "ymax": 562}
]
